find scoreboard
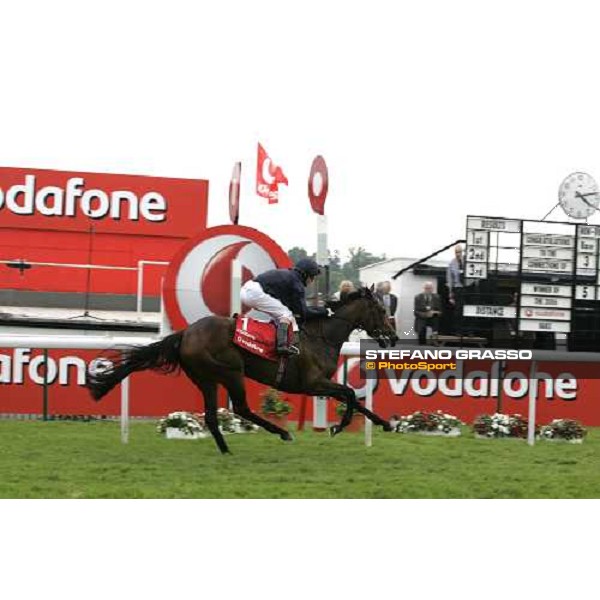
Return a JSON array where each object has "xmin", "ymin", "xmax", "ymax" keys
[{"xmin": 465, "ymin": 217, "xmax": 600, "ymax": 334}]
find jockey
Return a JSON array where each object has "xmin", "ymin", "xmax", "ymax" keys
[{"xmin": 240, "ymin": 258, "xmax": 328, "ymax": 355}]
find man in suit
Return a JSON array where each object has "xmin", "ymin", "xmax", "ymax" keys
[
  {"xmin": 414, "ymin": 281, "xmax": 442, "ymax": 345},
  {"xmin": 376, "ymin": 280, "xmax": 398, "ymax": 330},
  {"xmin": 447, "ymin": 244, "xmax": 464, "ymax": 334}
]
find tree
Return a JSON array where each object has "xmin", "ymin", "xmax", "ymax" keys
[{"xmin": 287, "ymin": 246, "xmax": 312, "ymax": 264}]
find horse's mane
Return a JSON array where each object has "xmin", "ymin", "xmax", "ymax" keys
[{"xmin": 324, "ymin": 287, "xmax": 375, "ymax": 314}]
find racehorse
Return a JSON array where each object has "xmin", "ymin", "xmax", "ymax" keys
[{"xmin": 86, "ymin": 285, "xmax": 398, "ymax": 454}]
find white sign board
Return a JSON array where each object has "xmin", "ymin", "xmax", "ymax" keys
[
  {"xmin": 520, "ymin": 295, "xmax": 572, "ymax": 308},
  {"xmin": 465, "ymin": 262, "xmax": 487, "ymax": 278},
  {"xmin": 467, "ymin": 230, "xmax": 489, "ymax": 246},
  {"xmin": 466, "ymin": 246, "xmax": 488, "ymax": 262},
  {"xmin": 522, "ymin": 247, "xmax": 574, "ymax": 260},
  {"xmin": 520, "ymin": 283, "xmax": 572, "ymax": 297},
  {"xmin": 522, "ymin": 258, "xmax": 572, "ymax": 273},
  {"xmin": 578, "ymin": 225, "xmax": 600, "ymax": 238},
  {"xmin": 463, "ymin": 305, "xmax": 516, "ymax": 318},
  {"xmin": 575, "ymin": 285, "xmax": 596, "ymax": 300},
  {"xmin": 519, "ymin": 320, "xmax": 571, "ymax": 333},
  {"xmin": 496, "ymin": 263, "xmax": 519, "ymax": 273},
  {"xmin": 467, "ymin": 217, "xmax": 521, "ymax": 232},
  {"xmin": 523, "ymin": 233, "xmax": 575, "ymax": 248},
  {"xmin": 577, "ymin": 238, "xmax": 597, "ymax": 253},
  {"xmin": 576, "ymin": 254, "xmax": 597, "ymax": 270},
  {"xmin": 520, "ymin": 307, "xmax": 571, "ymax": 321}
]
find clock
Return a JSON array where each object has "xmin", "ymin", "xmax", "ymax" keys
[{"xmin": 558, "ymin": 172, "xmax": 600, "ymax": 220}]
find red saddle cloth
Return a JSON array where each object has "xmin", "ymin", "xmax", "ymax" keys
[{"xmin": 232, "ymin": 315, "xmax": 292, "ymax": 361}]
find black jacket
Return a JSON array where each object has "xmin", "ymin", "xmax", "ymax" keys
[{"xmin": 254, "ymin": 268, "xmax": 327, "ymax": 322}]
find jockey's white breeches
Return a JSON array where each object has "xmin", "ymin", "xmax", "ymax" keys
[{"xmin": 240, "ymin": 280, "xmax": 298, "ymax": 330}]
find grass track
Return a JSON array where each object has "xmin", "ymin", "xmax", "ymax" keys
[{"xmin": 0, "ymin": 421, "xmax": 598, "ymax": 498}]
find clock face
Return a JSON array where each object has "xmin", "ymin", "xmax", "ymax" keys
[{"xmin": 558, "ymin": 172, "xmax": 600, "ymax": 220}]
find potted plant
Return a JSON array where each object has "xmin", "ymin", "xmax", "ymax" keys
[
  {"xmin": 260, "ymin": 388, "xmax": 292, "ymax": 428},
  {"xmin": 392, "ymin": 410, "xmax": 462, "ymax": 436},
  {"xmin": 472, "ymin": 413, "xmax": 533, "ymax": 439},
  {"xmin": 334, "ymin": 403, "xmax": 364, "ymax": 432},
  {"xmin": 157, "ymin": 411, "xmax": 207, "ymax": 439},
  {"xmin": 214, "ymin": 407, "xmax": 258, "ymax": 433},
  {"xmin": 539, "ymin": 419, "xmax": 586, "ymax": 443}
]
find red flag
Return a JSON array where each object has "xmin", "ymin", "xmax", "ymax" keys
[{"xmin": 256, "ymin": 143, "xmax": 288, "ymax": 204}]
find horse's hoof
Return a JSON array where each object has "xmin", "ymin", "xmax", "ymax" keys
[
  {"xmin": 280, "ymin": 431, "xmax": 294, "ymax": 442},
  {"xmin": 329, "ymin": 425, "xmax": 342, "ymax": 437}
]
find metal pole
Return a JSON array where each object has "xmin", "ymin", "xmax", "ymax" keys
[
  {"xmin": 313, "ymin": 214, "xmax": 329, "ymax": 428},
  {"xmin": 121, "ymin": 374, "xmax": 130, "ymax": 445},
  {"xmin": 42, "ymin": 349, "xmax": 49, "ymax": 421},
  {"xmin": 231, "ymin": 259, "xmax": 242, "ymax": 315},
  {"xmin": 121, "ymin": 346, "xmax": 130, "ymax": 444},
  {"xmin": 365, "ymin": 372, "xmax": 375, "ymax": 447},
  {"xmin": 230, "ymin": 259, "xmax": 242, "ymax": 413},
  {"xmin": 136, "ymin": 261, "xmax": 144, "ymax": 320},
  {"xmin": 527, "ymin": 359, "xmax": 538, "ymax": 446}
]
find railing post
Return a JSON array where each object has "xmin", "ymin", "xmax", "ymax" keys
[{"xmin": 42, "ymin": 348, "xmax": 49, "ymax": 421}]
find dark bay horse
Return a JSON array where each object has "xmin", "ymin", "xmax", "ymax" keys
[{"xmin": 86, "ymin": 286, "xmax": 398, "ymax": 453}]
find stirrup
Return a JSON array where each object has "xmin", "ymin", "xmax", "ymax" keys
[{"xmin": 277, "ymin": 344, "xmax": 300, "ymax": 356}]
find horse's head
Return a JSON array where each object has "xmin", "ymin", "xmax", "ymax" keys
[{"xmin": 329, "ymin": 284, "xmax": 398, "ymax": 347}]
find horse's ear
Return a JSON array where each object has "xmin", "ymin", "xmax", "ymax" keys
[{"xmin": 369, "ymin": 283, "xmax": 375, "ymax": 293}]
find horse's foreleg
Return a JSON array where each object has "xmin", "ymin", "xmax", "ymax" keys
[
  {"xmin": 306, "ymin": 380, "xmax": 392, "ymax": 434},
  {"xmin": 223, "ymin": 376, "xmax": 293, "ymax": 442}
]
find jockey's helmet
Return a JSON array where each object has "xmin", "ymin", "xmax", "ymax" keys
[{"xmin": 294, "ymin": 258, "xmax": 321, "ymax": 278}]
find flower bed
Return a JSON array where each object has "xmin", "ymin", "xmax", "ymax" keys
[
  {"xmin": 391, "ymin": 411, "xmax": 463, "ymax": 436},
  {"xmin": 539, "ymin": 419, "xmax": 586, "ymax": 443},
  {"xmin": 472, "ymin": 413, "xmax": 532, "ymax": 439},
  {"xmin": 157, "ymin": 409, "xmax": 258, "ymax": 439}
]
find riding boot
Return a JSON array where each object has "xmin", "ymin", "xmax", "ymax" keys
[{"xmin": 276, "ymin": 321, "xmax": 300, "ymax": 356}]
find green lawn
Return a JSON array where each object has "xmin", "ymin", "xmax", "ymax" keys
[{"xmin": 0, "ymin": 421, "xmax": 598, "ymax": 498}]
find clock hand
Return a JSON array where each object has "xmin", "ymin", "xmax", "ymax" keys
[
  {"xmin": 575, "ymin": 191, "xmax": 598, "ymax": 199},
  {"xmin": 579, "ymin": 196, "xmax": 598, "ymax": 210}
]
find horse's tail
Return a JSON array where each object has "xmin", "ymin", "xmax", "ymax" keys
[{"xmin": 86, "ymin": 331, "xmax": 184, "ymax": 401}]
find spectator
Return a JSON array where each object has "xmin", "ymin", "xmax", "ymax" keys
[
  {"xmin": 414, "ymin": 281, "xmax": 442, "ymax": 345},
  {"xmin": 332, "ymin": 280, "xmax": 355, "ymax": 301},
  {"xmin": 375, "ymin": 280, "xmax": 398, "ymax": 330},
  {"xmin": 447, "ymin": 245, "xmax": 464, "ymax": 334}
]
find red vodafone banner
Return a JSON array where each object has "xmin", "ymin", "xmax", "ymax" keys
[
  {"xmin": 163, "ymin": 225, "xmax": 292, "ymax": 330},
  {"xmin": 0, "ymin": 166, "xmax": 208, "ymax": 237},
  {"xmin": 336, "ymin": 359, "xmax": 600, "ymax": 425}
]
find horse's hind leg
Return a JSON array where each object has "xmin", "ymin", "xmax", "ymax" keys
[
  {"xmin": 190, "ymin": 378, "xmax": 230, "ymax": 454},
  {"xmin": 223, "ymin": 376, "xmax": 293, "ymax": 442}
]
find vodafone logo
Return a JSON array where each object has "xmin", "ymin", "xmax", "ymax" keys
[
  {"xmin": 0, "ymin": 174, "xmax": 167, "ymax": 222},
  {"xmin": 163, "ymin": 225, "xmax": 292, "ymax": 329}
]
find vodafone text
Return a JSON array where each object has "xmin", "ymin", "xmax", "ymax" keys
[
  {"xmin": 0, "ymin": 348, "xmax": 105, "ymax": 385},
  {"xmin": 364, "ymin": 349, "xmax": 533, "ymax": 360},
  {"xmin": 0, "ymin": 175, "xmax": 167, "ymax": 221}
]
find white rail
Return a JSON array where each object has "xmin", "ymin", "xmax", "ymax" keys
[{"xmin": 2, "ymin": 258, "xmax": 168, "ymax": 320}]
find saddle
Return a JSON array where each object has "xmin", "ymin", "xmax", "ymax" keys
[{"xmin": 232, "ymin": 315, "xmax": 293, "ymax": 362}]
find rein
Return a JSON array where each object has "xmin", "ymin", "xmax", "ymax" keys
[{"xmin": 301, "ymin": 313, "xmax": 365, "ymax": 348}]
